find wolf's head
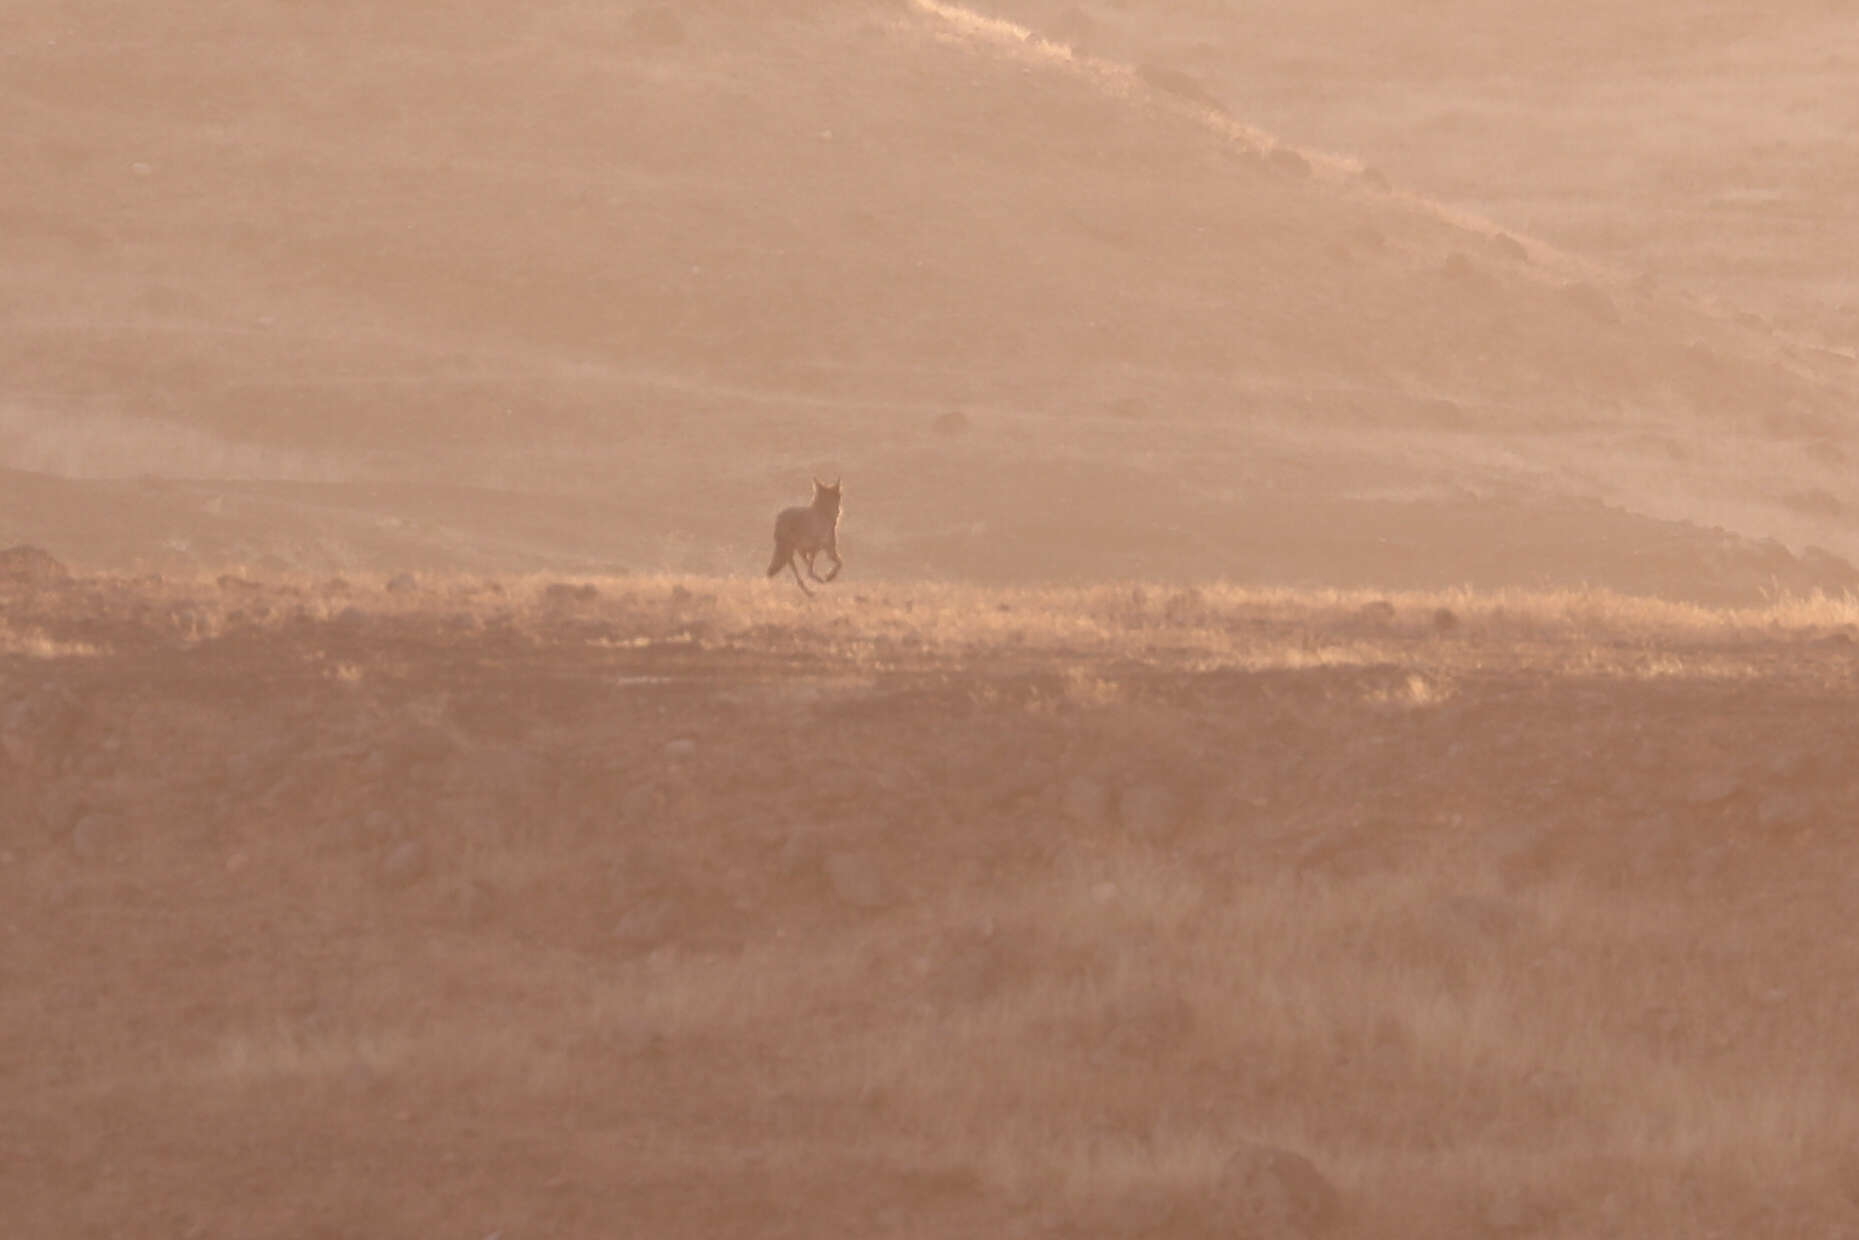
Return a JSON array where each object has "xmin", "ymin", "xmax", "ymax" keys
[{"xmin": 811, "ymin": 477, "xmax": 843, "ymax": 516}]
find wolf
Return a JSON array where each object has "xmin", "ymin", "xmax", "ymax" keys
[{"xmin": 767, "ymin": 477, "xmax": 843, "ymax": 595}]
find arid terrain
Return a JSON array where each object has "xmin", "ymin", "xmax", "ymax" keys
[
  {"xmin": 4, "ymin": 0, "xmax": 1859, "ymax": 595},
  {"xmin": 7, "ymin": 0, "xmax": 1859, "ymax": 1236},
  {"xmin": 8, "ymin": 564, "xmax": 1859, "ymax": 1237}
]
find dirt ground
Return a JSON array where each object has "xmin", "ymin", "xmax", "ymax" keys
[
  {"xmin": 8, "ymin": 2, "xmax": 1859, "ymax": 1236},
  {"xmin": 9, "ymin": 567, "xmax": 1859, "ymax": 1238}
]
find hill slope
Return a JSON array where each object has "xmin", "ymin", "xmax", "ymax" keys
[{"xmin": 2, "ymin": 0, "xmax": 1854, "ymax": 597}]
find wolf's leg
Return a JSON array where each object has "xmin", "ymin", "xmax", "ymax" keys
[
  {"xmin": 803, "ymin": 550, "xmax": 830, "ymax": 583},
  {"xmin": 820, "ymin": 545, "xmax": 843, "ymax": 581},
  {"xmin": 788, "ymin": 556, "xmax": 813, "ymax": 595}
]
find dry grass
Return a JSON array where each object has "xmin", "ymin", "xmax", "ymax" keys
[{"xmin": 8, "ymin": 571, "xmax": 1859, "ymax": 1236}]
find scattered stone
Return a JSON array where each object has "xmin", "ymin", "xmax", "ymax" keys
[
  {"xmin": 0, "ymin": 545, "xmax": 68, "ymax": 584},
  {"xmin": 380, "ymin": 839, "xmax": 430, "ymax": 888},
  {"xmin": 1061, "ymin": 775, "xmax": 1111, "ymax": 827},
  {"xmin": 1135, "ymin": 63, "xmax": 1228, "ymax": 114},
  {"xmin": 824, "ymin": 850, "xmax": 891, "ymax": 910},
  {"xmin": 932, "ymin": 409, "xmax": 971, "ymax": 435},
  {"xmin": 1439, "ymin": 251, "xmax": 1482, "ymax": 284},
  {"xmin": 663, "ymin": 737, "xmax": 698, "ymax": 763},
  {"xmin": 1489, "ymin": 232, "xmax": 1529, "ymax": 261},
  {"xmin": 1213, "ymin": 1142, "xmax": 1343, "ymax": 1238},
  {"xmin": 385, "ymin": 572, "xmax": 419, "ymax": 595},
  {"xmin": 1432, "ymin": 607, "xmax": 1460, "ymax": 633},
  {"xmin": 1267, "ymin": 146, "xmax": 1312, "ymax": 178}
]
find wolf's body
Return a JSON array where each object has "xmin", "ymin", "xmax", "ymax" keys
[{"xmin": 767, "ymin": 478, "xmax": 843, "ymax": 595}]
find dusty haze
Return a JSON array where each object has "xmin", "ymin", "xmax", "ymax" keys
[
  {"xmin": 8, "ymin": 3, "xmax": 1859, "ymax": 1238},
  {"xmin": 5, "ymin": 0, "xmax": 1859, "ymax": 596}
]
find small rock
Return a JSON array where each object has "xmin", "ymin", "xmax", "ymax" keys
[
  {"xmin": 1489, "ymin": 232, "xmax": 1529, "ymax": 261},
  {"xmin": 380, "ymin": 839, "xmax": 430, "ymax": 888},
  {"xmin": 1439, "ymin": 251, "xmax": 1482, "ymax": 284},
  {"xmin": 385, "ymin": 572, "xmax": 419, "ymax": 595},
  {"xmin": 1267, "ymin": 146, "xmax": 1312, "ymax": 178},
  {"xmin": 824, "ymin": 850, "xmax": 891, "ymax": 910},
  {"xmin": 1356, "ymin": 165, "xmax": 1391, "ymax": 192},
  {"xmin": 1135, "ymin": 62, "xmax": 1228, "ymax": 114},
  {"xmin": 663, "ymin": 737, "xmax": 697, "ymax": 762},
  {"xmin": 0, "ymin": 545, "xmax": 69, "ymax": 584},
  {"xmin": 932, "ymin": 409, "xmax": 971, "ymax": 435},
  {"xmin": 1214, "ymin": 1141, "xmax": 1342, "ymax": 1237},
  {"xmin": 1432, "ymin": 607, "xmax": 1460, "ymax": 632}
]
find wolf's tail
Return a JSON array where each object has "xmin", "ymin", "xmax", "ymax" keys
[{"xmin": 767, "ymin": 542, "xmax": 787, "ymax": 577}]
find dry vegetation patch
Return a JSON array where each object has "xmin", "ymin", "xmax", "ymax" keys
[{"xmin": 6, "ymin": 572, "xmax": 1859, "ymax": 1236}]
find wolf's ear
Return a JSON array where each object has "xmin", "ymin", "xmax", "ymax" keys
[
  {"xmin": 813, "ymin": 476, "xmax": 825, "ymax": 489},
  {"xmin": 831, "ymin": 476, "xmax": 841, "ymax": 489}
]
